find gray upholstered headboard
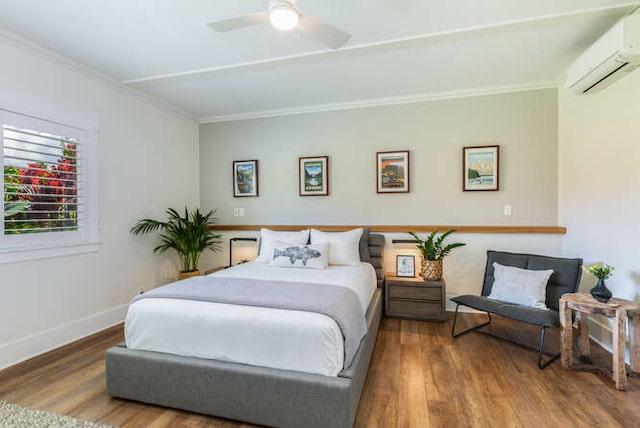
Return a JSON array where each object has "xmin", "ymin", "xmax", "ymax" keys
[{"xmin": 368, "ymin": 233, "xmax": 385, "ymax": 288}]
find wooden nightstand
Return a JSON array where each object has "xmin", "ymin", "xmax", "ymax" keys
[{"xmin": 385, "ymin": 275, "xmax": 446, "ymax": 321}]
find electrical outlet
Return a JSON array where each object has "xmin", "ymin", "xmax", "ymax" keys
[
  {"xmin": 504, "ymin": 204, "xmax": 512, "ymax": 216},
  {"xmin": 239, "ymin": 208, "xmax": 245, "ymax": 217}
]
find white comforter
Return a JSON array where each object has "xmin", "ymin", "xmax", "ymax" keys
[{"xmin": 125, "ymin": 261, "xmax": 377, "ymax": 376}]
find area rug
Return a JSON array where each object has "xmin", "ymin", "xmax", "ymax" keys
[{"xmin": 0, "ymin": 401, "xmax": 115, "ymax": 428}]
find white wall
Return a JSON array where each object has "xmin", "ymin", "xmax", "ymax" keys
[
  {"xmin": 201, "ymin": 89, "xmax": 559, "ymax": 227},
  {"xmin": 0, "ymin": 39, "xmax": 199, "ymax": 369},
  {"xmin": 199, "ymin": 89, "xmax": 563, "ymax": 301},
  {"xmin": 559, "ymin": 70, "xmax": 640, "ymax": 346}
]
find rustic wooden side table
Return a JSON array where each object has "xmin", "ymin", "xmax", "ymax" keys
[{"xmin": 559, "ymin": 292, "xmax": 640, "ymax": 390}]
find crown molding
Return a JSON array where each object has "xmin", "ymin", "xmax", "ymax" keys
[
  {"xmin": 198, "ymin": 82, "xmax": 557, "ymax": 123},
  {"xmin": 0, "ymin": 29, "xmax": 196, "ymax": 121}
]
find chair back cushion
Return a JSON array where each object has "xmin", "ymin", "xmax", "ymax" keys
[{"xmin": 481, "ymin": 251, "xmax": 583, "ymax": 311}]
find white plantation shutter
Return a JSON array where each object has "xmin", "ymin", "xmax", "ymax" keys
[
  {"xmin": 3, "ymin": 125, "xmax": 83, "ymax": 234},
  {"xmin": 1, "ymin": 108, "xmax": 98, "ymax": 261}
]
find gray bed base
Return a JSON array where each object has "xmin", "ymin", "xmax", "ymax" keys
[{"xmin": 106, "ymin": 233, "xmax": 385, "ymax": 428}]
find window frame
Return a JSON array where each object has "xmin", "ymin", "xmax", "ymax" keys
[{"xmin": 0, "ymin": 106, "xmax": 99, "ymax": 263}]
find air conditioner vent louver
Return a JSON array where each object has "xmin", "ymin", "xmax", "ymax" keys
[{"xmin": 581, "ymin": 61, "xmax": 630, "ymax": 93}]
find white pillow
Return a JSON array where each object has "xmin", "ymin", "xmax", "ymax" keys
[
  {"xmin": 270, "ymin": 241, "xmax": 329, "ymax": 269},
  {"xmin": 257, "ymin": 228, "xmax": 310, "ymax": 263},
  {"xmin": 488, "ymin": 262, "xmax": 554, "ymax": 309},
  {"xmin": 310, "ymin": 228, "xmax": 362, "ymax": 266}
]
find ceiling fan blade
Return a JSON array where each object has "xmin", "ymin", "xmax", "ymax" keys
[
  {"xmin": 207, "ymin": 12, "xmax": 269, "ymax": 32},
  {"xmin": 297, "ymin": 14, "xmax": 351, "ymax": 49}
]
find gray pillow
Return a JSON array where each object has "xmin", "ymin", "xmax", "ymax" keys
[
  {"xmin": 359, "ymin": 227, "xmax": 371, "ymax": 262},
  {"xmin": 488, "ymin": 263, "xmax": 554, "ymax": 309}
]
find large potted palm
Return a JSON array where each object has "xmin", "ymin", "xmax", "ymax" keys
[
  {"xmin": 131, "ymin": 207, "xmax": 223, "ymax": 279},
  {"xmin": 407, "ymin": 229, "xmax": 466, "ymax": 281}
]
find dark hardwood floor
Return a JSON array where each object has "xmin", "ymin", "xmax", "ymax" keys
[{"xmin": 1, "ymin": 313, "xmax": 639, "ymax": 427}]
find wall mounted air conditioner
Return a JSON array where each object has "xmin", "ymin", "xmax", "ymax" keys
[{"xmin": 566, "ymin": 14, "xmax": 640, "ymax": 94}]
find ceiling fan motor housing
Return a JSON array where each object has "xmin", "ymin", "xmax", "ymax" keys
[
  {"xmin": 269, "ymin": 0, "xmax": 299, "ymax": 30},
  {"xmin": 269, "ymin": 0, "xmax": 298, "ymax": 13}
]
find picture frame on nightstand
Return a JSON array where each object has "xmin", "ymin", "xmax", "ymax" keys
[{"xmin": 396, "ymin": 255, "xmax": 415, "ymax": 277}]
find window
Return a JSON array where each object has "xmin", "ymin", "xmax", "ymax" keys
[
  {"xmin": 1, "ymin": 108, "xmax": 98, "ymax": 262},
  {"xmin": 4, "ymin": 125, "xmax": 79, "ymax": 234}
]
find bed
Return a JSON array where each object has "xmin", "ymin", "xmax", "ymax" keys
[{"xmin": 106, "ymin": 231, "xmax": 385, "ymax": 428}]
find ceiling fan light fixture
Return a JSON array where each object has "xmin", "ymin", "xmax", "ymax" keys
[{"xmin": 269, "ymin": 4, "xmax": 299, "ymax": 31}]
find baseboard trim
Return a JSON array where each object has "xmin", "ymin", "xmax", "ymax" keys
[{"xmin": 0, "ymin": 304, "xmax": 127, "ymax": 371}]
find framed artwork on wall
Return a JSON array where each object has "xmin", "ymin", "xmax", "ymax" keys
[
  {"xmin": 299, "ymin": 156, "xmax": 329, "ymax": 196},
  {"xmin": 233, "ymin": 159, "xmax": 259, "ymax": 197},
  {"xmin": 396, "ymin": 255, "xmax": 415, "ymax": 277},
  {"xmin": 376, "ymin": 150, "xmax": 410, "ymax": 193},
  {"xmin": 463, "ymin": 145, "xmax": 499, "ymax": 191}
]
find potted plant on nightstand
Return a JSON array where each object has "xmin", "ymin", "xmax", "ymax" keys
[
  {"xmin": 407, "ymin": 229, "xmax": 466, "ymax": 281},
  {"xmin": 130, "ymin": 207, "xmax": 223, "ymax": 280}
]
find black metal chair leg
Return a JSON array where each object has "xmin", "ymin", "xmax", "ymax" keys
[
  {"xmin": 537, "ymin": 326, "xmax": 560, "ymax": 369},
  {"xmin": 452, "ymin": 310, "xmax": 560, "ymax": 369},
  {"xmin": 451, "ymin": 304, "xmax": 492, "ymax": 338}
]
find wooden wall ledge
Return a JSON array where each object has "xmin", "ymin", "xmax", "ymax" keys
[{"xmin": 207, "ymin": 225, "xmax": 566, "ymax": 234}]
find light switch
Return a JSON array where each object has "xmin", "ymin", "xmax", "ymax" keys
[{"xmin": 233, "ymin": 208, "xmax": 239, "ymax": 217}]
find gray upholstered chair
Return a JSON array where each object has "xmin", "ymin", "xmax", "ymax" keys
[{"xmin": 451, "ymin": 250, "xmax": 583, "ymax": 369}]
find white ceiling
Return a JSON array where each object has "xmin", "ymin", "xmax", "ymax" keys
[{"xmin": 0, "ymin": 0, "xmax": 638, "ymax": 121}]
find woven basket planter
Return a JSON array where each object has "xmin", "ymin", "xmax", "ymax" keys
[
  {"xmin": 178, "ymin": 269, "xmax": 201, "ymax": 280},
  {"xmin": 420, "ymin": 259, "xmax": 443, "ymax": 281}
]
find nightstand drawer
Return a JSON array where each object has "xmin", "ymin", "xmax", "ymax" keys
[
  {"xmin": 388, "ymin": 284, "xmax": 441, "ymax": 301},
  {"xmin": 387, "ymin": 299, "xmax": 443, "ymax": 320}
]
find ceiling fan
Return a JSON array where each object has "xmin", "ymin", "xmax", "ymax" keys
[{"xmin": 207, "ymin": 0, "xmax": 351, "ymax": 50}]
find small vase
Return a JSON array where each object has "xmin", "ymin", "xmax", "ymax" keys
[{"xmin": 590, "ymin": 279, "xmax": 612, "ymax": 303}]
